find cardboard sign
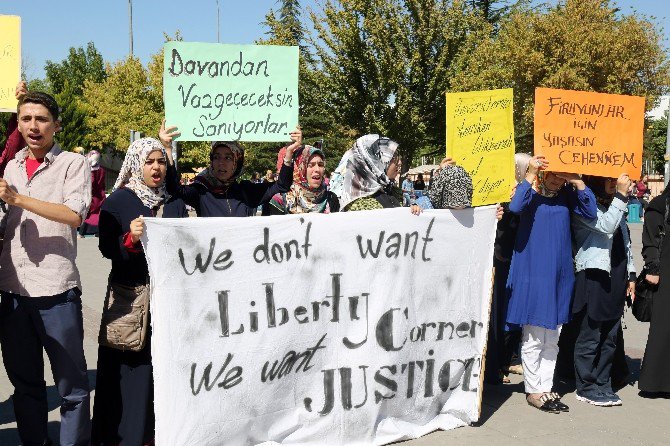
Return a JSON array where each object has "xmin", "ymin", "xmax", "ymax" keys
[
  {"xmin": 163, "ymin": 42, "xmax": 299, "ymax": 142},
  {"xmin": 534, "ymin": 88, "xmax": 645, "ymax": 178},
  {"xmin": 446, "ymin": 89, "xmax": 515, "ymax": 206},
  {"xmin": 142, "ymin": 207, "xmax": 497, "ymax": 445},
  {"xmin": 0, "ymin": 15, "xmax": 21, "ymax": 113}
]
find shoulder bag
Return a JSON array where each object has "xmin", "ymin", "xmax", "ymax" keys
[{"xmin": 98, "ymin": 277, "xmax": 150, "ymax": 351}]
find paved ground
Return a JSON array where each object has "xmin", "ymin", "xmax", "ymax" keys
[{"xmin": 0, "ymin": 223, "xmax": 668, "ymax": 445}]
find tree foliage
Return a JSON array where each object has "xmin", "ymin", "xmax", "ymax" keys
[
  {"xmin": 309, "ymin": 0, "xmax": 489, "ymax": 166},
  {"xmin": 644, "ymin": 114, "xmax": 668, "ymax": 174},
  {"xmin": 81, "ymin": 56, "xmax": 163, "ymax": 151},
  {"xmin": 45, "ymin": 42, "xmax": 106, "ymax": 96},
  {"xmin": 54, "ymin": 83, "xmax": 87, "ymax": 150},
  {"xmin": 42, "ymin": 42, "xmax": 107, "ymax": 151},
  {"xmin": 253, "ymin": 0, "xmax": 356, "ymax": 174},
  {"xmin": 450, "ymin": 0, "xmax": 670, "ymax": 153}
]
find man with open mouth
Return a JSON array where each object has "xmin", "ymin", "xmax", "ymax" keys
[{"xmin": 0, "ymin": 89, "xmax": 92, "ymax": 446}]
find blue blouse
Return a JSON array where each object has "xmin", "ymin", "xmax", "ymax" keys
[{"xmin": 505, "ymin": 179, "xmax": 597, "ymax": 330}]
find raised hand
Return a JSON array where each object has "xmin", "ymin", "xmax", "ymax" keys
[
  {"xmin": 129, "ymin": 216, "xmax": 145, "ymax": 244},
  {"xmin": 159, "ymin": 118, "xmax": 180, "ymax": 149},
  {"xmin": 283, "ymin": 126, "xmax": 303, "ymax": 164}
]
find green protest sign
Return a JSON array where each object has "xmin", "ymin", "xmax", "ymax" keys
[{"xmin": 163, "ymin": 42, "xmax": 299, "ymax": 142}]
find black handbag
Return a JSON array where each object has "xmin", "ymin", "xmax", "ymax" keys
[
  {"xmin": 632, "ymin": 197, "xmax": 669, "ymax": 322},
  {"xmin": 633, "ymin": 270, "xmax": 656, "ymax": 322}
]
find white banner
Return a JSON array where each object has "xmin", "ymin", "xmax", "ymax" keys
[{"xmin": 142, "ymin": 207, "xmax": 497, "ymax": 445}]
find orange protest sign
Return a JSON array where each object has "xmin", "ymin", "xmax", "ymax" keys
[{"xmin": 534, "ymin": 88, "xmax": 644, "ymax": 179}]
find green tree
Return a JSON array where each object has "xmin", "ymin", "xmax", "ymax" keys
[
  {"xmin": 82, "ymin": 56, "xmax": 162, "ymax": 151},
  {"xmin": 644, "ymin": 113, "xmax": 668, "ymax": 174},
  {"xmin": 309, "ymin": 0, "xmax": 489, "ymax": 167},
  {"xmin": 255, "ymin": 0, "xmax": 356, "ymax": 173},
  {"xmin": 81, "ymin": 33, "xmax": 209, "ymax": 173},
  {"xmin": 41, "ymin": 42, "xmax": 107, "ymax": 151},
  {"xmin": 45, "ymin": 42, "xmax": 105, "ymax": 96},
  {"xmin": 54, "ymin": 82, "xmax": 87, "ymax": 150},
  {"xmin": 469, "ymin": 0, "xmax": 521, "ymax": 25},
  {"xmin": 450, "ymin": 0, "xmax": 670, "ymax": 153}
]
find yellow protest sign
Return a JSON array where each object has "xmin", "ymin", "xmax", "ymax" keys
[
  {"xmin": 446, "ymin": 88, "xmax": 515, "ymax": 206},
  {"xmin": 0, "ymin": 15, "xmax": 21, "ymax": 113}
]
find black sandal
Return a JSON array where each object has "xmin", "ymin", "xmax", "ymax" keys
[
  {"xmin": 549, "ymin": 392, "xmax": 570, "ymax": 412},
  {"xmin": 526, "ymin": 393, "xmax": 560, "ymax": 414}
]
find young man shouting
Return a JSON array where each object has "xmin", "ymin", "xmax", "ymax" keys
[{"xmin": 0, "ymin": 91, "xmax": 92, "ymax": 446}]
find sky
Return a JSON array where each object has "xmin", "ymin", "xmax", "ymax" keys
[{"xmin": 1, "ymin": 0, "xmax": 668, "ymax": 87}]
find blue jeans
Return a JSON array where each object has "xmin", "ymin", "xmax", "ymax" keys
[{"xmin": 0, "ymin": 288, "xmax": 91, "ymax": 446}]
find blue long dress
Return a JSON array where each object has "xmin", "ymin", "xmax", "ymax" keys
[{"xmin": 505, "ymin": 179, "xmax": 597, "ymax": 330}]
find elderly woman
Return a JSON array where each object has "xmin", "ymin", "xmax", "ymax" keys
[
  {"xmin": 331, "ymin": 134, "xmax": 404, "ymax": 211},
  {"xmin": 264, "ymin": 144, "xmax": 339, "ymax": 214},
  {"xmin": 91, "ymin": 138, "xmax": 187, "ymax": 445},
  {"xmin": 506, "ymin": 155, "xmax": 597, "ymax": 413},
  {"xmin": 160, "ymin": 121, "xmax": 300, "ymax": 217}
]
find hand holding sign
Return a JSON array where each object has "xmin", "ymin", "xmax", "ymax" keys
[
  {"xmin": 527, "ymin": 155, "xmax": 548, "ymax": 177},
  {"xmin": 130, "ymin": 216, "xmax": 144, "ymax": 244},
  {"xmin": 554, "ymin": 172, "xmax": 585, "ymax": 190},
  {"xmin": 159, "ymin": 118, "xmax": 181, "ymax": 150},
  {"xmin": 616, "ymin": 173, "xmax": 631, "ymax": 195},
  {"xmin": 283, "ymin": 126, "xmax": 302, "ymax": 164},
  {"xmin": 15, "ymin": 81, "xmax": 26, "ymax": 101}
]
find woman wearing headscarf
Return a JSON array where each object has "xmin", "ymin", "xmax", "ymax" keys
[
  {"xmin": 160, "ymin": 121, "xmax": 300, "ymax": 217},
  {"xmin": 331, "ymin": 134, "xmax": 403, "ymax": 211},
  {"xmin": 264, "ymin": 144, "xmax": 339, "ymax": 215},
  {"xmin": 505, "ymin": 155, "xmax": 597, "ymax": 413},
  {"xmin": 414, "ymin": 160, "xmax": 473, "ymax": 210},
  {"xmin": 564, "ymin": 174, "xmax": 635, "ymax": 407},
  {"xmin": 639, "ymin": 185, "xmax": 670, "ymax": 396},
  {"xmin": 78, "ymin": 150, "xmax": 106, "ymax": 238},
  {"xmin": 91, "ymin": 138, "xmax": 186, "ymax": 446}
]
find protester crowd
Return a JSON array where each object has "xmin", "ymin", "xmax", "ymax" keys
[{"xmin": 0, "ymin": 82, "xmax": 668, "ymax": 445}]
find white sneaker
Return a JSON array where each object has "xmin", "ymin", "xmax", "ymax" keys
[{"xmin": 575, "ymin": 392, "xmax": 613, "ymax": 407}]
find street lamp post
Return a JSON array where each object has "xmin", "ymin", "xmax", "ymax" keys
[
  {"xmin": 217, "ymin": 0, "xmax": 220, "ymax": 43},
  {"xmin": 128, "ymin": 0, "xmax": 134, "ymax": 57}
]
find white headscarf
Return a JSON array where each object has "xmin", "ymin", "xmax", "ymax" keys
[{"xmin": 113, "ymin": 138, "xmax": 168, "ymax": 209}]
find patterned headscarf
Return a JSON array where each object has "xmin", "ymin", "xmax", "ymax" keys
[
  {"xmin": 113, "ymin": 138, "xmax": 169, "ymax": 209},
  {"xmin": 331, "ymin": 134, "xmax": 399, "ymax": 210},
  {"xmin": 427, "ymin": 165, "xmax": 473, "ymax": 209},
  {"xmin": 270, "ymin": 145, "xmax": 330, "ymax": 214},
  {"xmin": 194, "ymin": 141, "xmax": 245, "ymax": 193}
]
